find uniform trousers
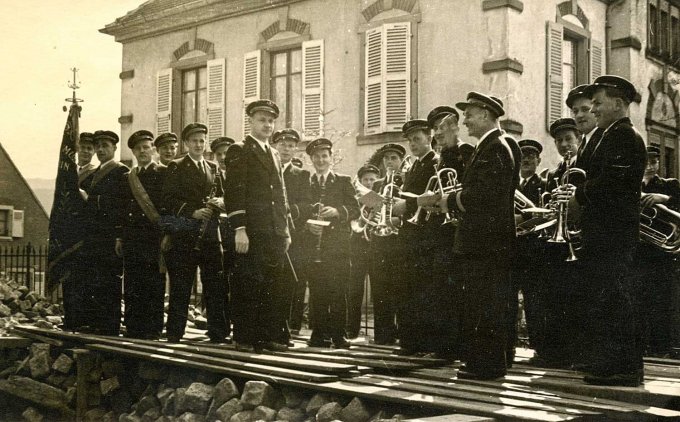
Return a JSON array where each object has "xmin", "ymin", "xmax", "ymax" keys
[
  {"xmin": 347, "ymin": 233, "xmax": 371, "ymax": 338},
  {"xmin": 78, "ymin": 240, "xmax": 123, "ymax": 335},
  {"xmin": 307, "ymin": 253, "xmax": 349, "ymax": 343},
  {"xmin": 230, "ymin": 232, "xmax": 286, "ymax": 345},
  {"xmin": 369, "ymin": 236, "xmax": 406, "ymax": 344},
  {"xmin": 122, "ymin": 234, "xmax": 165, "ymax": 337},
  {"xmin": 287, "ymin": 240, "xmax": 307, "ymax": 332},
  {"xmin": 580, "ymin": 226, "xmax": 643, "ymax": 375},
  {"xmin": 454, "ymin": 252, "xmax": 511, "ymax": 374},
  {"xmin": 166, "ymin": 238, "xmax": 228, "ymax": 341}
]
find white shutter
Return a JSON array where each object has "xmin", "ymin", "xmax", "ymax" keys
[
  {"xmin": 383, "ymin": 22, "xmax": 411, "ymax": 132},
  {"xmin": 590, "ymin": 39, "xmax": 603, "ymax": 82},
  {"xmin": 364, "ymin": 27, "xmax": 383, "ymax": 135},
  {"xmin": 156, "ymin": 68, "xmax": 173, "ymax": 135},
  {"xmin": 12, "ymin": 210, "xmax": 24, "ymax": 238},
  {"xmin": 302, "ymin": 39, "xmax": 324, "ymax": 139},
  {"xmin": 546, "ymin": 21, "xmax": 564, "ymax": 130},
  {"xmin": 206, "ymin": 58, "xmax": 226, "ymax": 142},
  {"xmin": 242, "ymin": 50, "xmax": 261, "ymax": 138}
]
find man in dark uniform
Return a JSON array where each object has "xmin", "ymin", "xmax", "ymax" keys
[
  {"xmin": 77, "ymin": 132, "xmax": 97, "ymax": 187},
  {"xmin": 161, "ymin": 123, "xmax": 229, "ymax": 344},
  {"xmin": 210, "ymin": 136, "xmax": 235, "ymax": 340},
  {"xmin": 421, "ymin": 92, "xmax": 520, "ymax": 379},
  {"xmin": 303, "ymin": 138, "xmax": 359, "ymax": 348},
  {"xmin": 272, "ymin": 128, "xmax": 311, "ymax": 343},
  {"xmin": 429, "ymin": 105, "xmax": 471, "ymax": 178},
  {"xmin": 348, "ymin": 164, "xmax": 380, "ymax": 339},
  {"xmin": 567, "ymin": 85, "xmax": 604, "ymax": 172},
  {"xmin": 637, "ymin": 145, "xmax": 680, "ymax": 357},
  {"xmin": 561, "ymin": 75, "xmax": 646, "ymax": 386},
  {"xmin": 78, "ymin": 130, "xmax": 130, "ymax": 335},
  {"xmin": 509, "ymin": 139, "xmax": 545, "ymax": 365},
  {"xmin": 155, "ymin": 132, "xmax": 179, "ymax": 166},
  {"xmin": 223, "ymin": 100, "xmax": 291, "ymax": 352},
  {"xmin": 392, "ymin": 120, "xmax": 440, "ymax": 355},
  {"xmin": 118, "ymin": 130, "xmax": 167, "ymax": 339},
  {"xmin": 370, "ymin": 143, "xmax": 407, "ymax": 345},
  {"xmin": 544, "ymin": 118, "xmax": 580, "ymax": 193}
]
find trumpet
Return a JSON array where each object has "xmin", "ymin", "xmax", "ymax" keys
[
  {"xmin": 546, "ymin": 157, "xmax": 585, "ymax": 261},
  {"xmin": 407, "ymin": 167, "xmax": 462, "ymax": 226},
  {"xmin": 194, "ymin": 176, "xmax": 221, "ymax": 251},
  {"xmin": 360, "ymin": 168, "xmax": 401, "ymax": 237},
  {"xmin": 640, "ymin": 204, "xmax": 680, "ymax": 253},
  {"xmin": 514, "ymin": 189, "xmax": 556, "ymax": 236}
]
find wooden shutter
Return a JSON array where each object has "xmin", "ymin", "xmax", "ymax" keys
[
  {"xmin": 302, "ymin": 39, "xmax": 324, "ymax": 139},
  {"xmin": 546, "ymin": 21, "xmax": 564, "ymax": 130},
  {"xmin": 156, "ymin": 68, "xmax": 173, "ymax": 135},
  {"xmin": 12, "ymin": 210, "xmax": 24, "ymax": 238},
  {"xmin": 589, "ymin": 39, "xmax": 603, "ymax": 82},
  {"xmin": 206, "ymin": 58, "xmax": 226, "ymax": 142},
  {"xmin": 364, "ymin": 27, "xmax": 383, "ymax": 135},
  {"xmin": 383, "ymin": 22, "xmax": 411, "ymax": 132},
  {"xmin": 242, "ymin": 50, "xmax": 261, "ymax": 138}
]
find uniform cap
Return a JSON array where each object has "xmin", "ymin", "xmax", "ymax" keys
[
  {"xmin": 566, "ymin": 84, "xmax": 590, "ymax": 108},
  {"xmin": 518, "ymin": 139, "xmax": 543, "ymax": 155},
  {"xmin": 181, "ymin": 123, "xmax": 208, "ymax": 141},
  {"xmin": 357, "ymin": 164, "xmax": 381, "ymax": 179},
  {"xmin": 583, "ymin": 75, "xmax": 638, "ymax": 103},
  {"xmin": 154, "ymin": 132, "xmax": 178, "ymax": 148},
  {"xmin": 377, "ymin": 143, "xmax": 406, "ymax": 159},
  {"xmin": 549, "ymin": 118, "xmax": 578, "ymax": 138},
  {"xmin": 305, "ymin": 138, "xmax": 333, "ymax": 155},
  {"xmin": 79, "ymin": 132, "xmax": 95, "ymax": 145},
  {"xmin": 647, "ymin": 145, "xmax": 661, "ymax": 157},
  {"xmin": 127, "ymin": 130, "xmax": 154, "ymax": 149},
  {"xmin": 93, "ymin": 130, "xmax": 119, "ymax": 145},
  {"xmin": 210, "ymin": 136, "xmax": 235, "ymax": 152},
  {"xmin": 246, "ymin": 99, "xmax": 280, "ymax": 118},
  {"xmin": 401, "ymin": 119, "xmax": 430, "ymax": 137},
  {"xmin": 271, "ymin": 128, "xmax": 301, "ymax": 144},
  {"xmin": 455, "ymin": 92, "xmax": 505, "ymax": 117},
  {"xmin": 427, "ymin": 106, "xmax": 459, "ymax": 129},
  {"xmin": 291, "ymin": 157, "xmax": 304, "ymax": 168}
]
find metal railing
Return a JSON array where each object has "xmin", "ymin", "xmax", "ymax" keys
[{"xmin": 0, "ymin": 243, "xmax": 56, "ymax": 299}]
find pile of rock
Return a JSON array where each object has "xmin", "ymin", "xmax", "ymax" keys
[
  {"xmin": 0, "ymin": 277, "xmax": 62, "ymax": 336},
  {"xmin": 0, "ymin": 342, "xmax": 76, "ymax": 421}
]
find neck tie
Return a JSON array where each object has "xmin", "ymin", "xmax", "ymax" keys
[
  {"xmin": 520, "ymin": 178, "xmax": 527, "ymax": 190},
  {"xmin": 319, "ymin": 175, "xmax": 325, "ymax": 187}
]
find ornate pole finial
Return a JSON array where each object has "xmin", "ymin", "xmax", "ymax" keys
[{"xmin": 63, "ymin": 67, "xmax": 83, "ymax": 111}]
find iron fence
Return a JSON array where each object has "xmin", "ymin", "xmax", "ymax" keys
[{"xmin": 0, "ymin": 243, "xmax": 59, "ymax": 300}]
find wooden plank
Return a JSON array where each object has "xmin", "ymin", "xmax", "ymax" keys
[
  {"xmin": 364, "ymin": 374, "xmax": 680, "ymax": 421},
  {"xmin": 0, "ymin": 336, "xmax": 32, "ymax": 349},
  {"xmin": 85, "ymin": 343, "xmax": 338, "ymax": 383},
  {"xmin": 289, "ymin": 346, "xmax": 447, "ymax": 366},
  {"xmin": 87, "ymin": 335, "xmax": 357, "ymax": 375},
  {"xmin": 274, "ymin": 351, "xmax": 420, "ymax": 371},
  {"xmin": 412, "ymin": 367, "xmax": 680, "ymax": 411},
  {"xmin": 74, "ymin": 349, "xmax": 96, "ymax": 422},
  {"xmin": 11, "ymin": 328, "xmax": 64, "ymax": 347}
]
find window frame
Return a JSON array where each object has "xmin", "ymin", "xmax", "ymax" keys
[
  {"xmin": 647, "ymin": 0, "xmax": 680, "ymax": 68},
  {"xmin": 647, "ymin": 123, "xmax": 679, "ymax": 178},
  {"xmin": 0, "ymin": 205, "xmax": 13, "ymax": 240},
  {"xmin": 180, "ymin": 66, "xmax": 208, "ymax": 135},
  {"xmin": 269, "ymin": 47, "xmax": 303, "ymax": 129}
]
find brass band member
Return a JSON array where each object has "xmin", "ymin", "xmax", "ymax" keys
[
  {"xmin": 561, "ymin": 76, "xmax": 646, "ymax": 386},
  {"xmin": 77, "ymin": 132, "xmax": 97, "ymax": 186},
  {"xmin": 78, "ymin": 130, "xmax": 130, "ymax": 335},
  {"xmin": 370, "ymin": 143, "xmax": 407, "ymax": 345},
  {"xmin": 567, "ymin": 85, "xmax": 604, "ymax": 172},
  {"xmin": 393, "ymin": 119, "xmax": 440, "ymax": 356},
  {"xmin": 421, "ymin": 93, "xmax": 520, "ymax": 379},
  {"xmin": 272, "ymin": 128, "xmax": 311, "ymax": 343},
  {"xmin": 161, "ymin": 123, "xmax": 228, "ymax": 344},
  {"xmin": 303, "ymin": 138, "xmax": 359, "ymax": 348},
  {"xmin": 509, "ymin": 139, "xmax": 545, "ymax": 366},
  {"xmin": 637, "ymin": 145, "xmax": 680, "ymax": 357},
  {"xmin": 348, "ymin": 164, "xmax": 380, "ymax": 339},
  {"xmin": 119, "ymin": 130, "xmax": 167, "ymax": 339},
  {"xmin": 155, "ymin": 132, "xmax": 179, "ymax": 166},
  {"xmin": 223, "ymin": 100, "xmax": 290, "ymax": 352}
]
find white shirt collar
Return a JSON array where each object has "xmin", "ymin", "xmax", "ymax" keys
[
  {"xmin": 584, "ymin": 126, "xmax": 598, "ymax": 143},
  {"xmin": 311, "ymin": 169, "xmax": 332, "ymax": 183},
  {"xmin": 250, "ymin": 135, "xmax": 269, "ymax": 151},
  {"xmin": 188, "ymin": 155, "xmax": 205, "ymax": 167},
  {"xmin": 135, "ymin": 162, "xmax": 154, "ymax": 172},
  {"xmin": 478, "ymin": 128, "xmax": 497, "ymax": 144}
]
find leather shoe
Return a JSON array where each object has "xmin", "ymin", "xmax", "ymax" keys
[
  {"xmin": 166, "ymin": 336, "xmax": 181, "ymax": 344},
  {"xmin": 209, "ymin": 337, "xmax": 232, "ymax": 344},
  {"xmin": 333, "ymin": 338, "xmax": 351, "ymax": 349},
  {"xmin": 235, "ymin": 342, "xmax": 255, "ymax": 352},
  {"xmin": 307, "ymin": 338, "xmax": 329, "ymax": 348},
  {"xmin": 262, "ymin": 341, "xmax": 289, "ymax": 352},
  {"xmin": 583, "ymin": 369, "xmax": 643, "ymax": 387},
  {"xmin": 457, "ymin": 365, "xmax": 505, "ymax": 381}
]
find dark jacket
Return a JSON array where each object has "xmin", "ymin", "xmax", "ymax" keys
[
  {"xmin": 574, "ymin": 127, "xmax": 604, "ymax": 172},
  {"xmin": 283, "ymin": 163, "xmax": 313, "ymax": 231},
  {"xmin": 82, "ymin": 160, "xmax": 130, "ymax": 246},
  {"xmin": 642, "ymin": 175, "xmax": 680, "ymax": 211},
  {"xmin": 222, "ymin": 136, "xmax": 289, "ymax": 239},
  {"xmin": 122, "ymin": 162, "xmax": 167, "ymax": 240},
  {"xmin": 303, "ymin": 172, "xmax": 360, "ymax": 257},
  {"xmin": 518, "ymin": 173, "xmax": 543, "ymax": 206},
  {"xmin": 448, "ymin": 129, "xmax": 521, "ymax": 256},
  {"xmin": 402, "ymin": 150, "xmax": 438, "ymax": 218},
  {"xmin": 575, "ymin": 117, "xmax": 646, "ymax": 234},
  {"xmin": 162, "ymin": 155, "xmax": 222, "ymax": 243}
]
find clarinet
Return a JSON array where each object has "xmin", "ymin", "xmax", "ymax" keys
[
  {"xmin": 194, "ymin": 176, "xmax": 221, "ymax": 251},
  {"xmin": 313, "ymin": 180, "xmax": 327, "ymax": 263}
]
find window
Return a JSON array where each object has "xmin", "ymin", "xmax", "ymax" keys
[
  {"xmin": 181, "ymin": 67, "xmax": 207, "ymax": 130},
  {"xmin": 363, "ymin": 22, "xmax": 412, "ymax": 136},
  {"xmin": 0, "ymin": 210, "xmax": 9, "ymax": 237},
  {"xmin": 648, "ymin": 128, "xmax": 679, "ymax": 178},
  {"xmin": 546, "ymin": 19, "xmax": 601, "ymax": 128},
  {"xmin": 648, "ymin": 0, "xmax": 680, "ymax": 65},
  {"xmin": 270, "ymin": 48, "xmax": 303, "ymax": 130}
]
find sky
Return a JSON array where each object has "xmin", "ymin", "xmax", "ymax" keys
[{"xmin": 0, "ymin": 0, "xmax": 144, "ymax": 180}]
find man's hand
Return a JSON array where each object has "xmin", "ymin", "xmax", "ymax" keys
[
  {"xmin": 307, "ymin": 222, "xmax": 323, "ymax": 236},
  {"xmin": 417, "ymin": 191, "xmax": 441, "ymax": 208},
  {"xmin": 79, "ymin": 189, "xmax": 88, "ymax": 201},
  {"xmin": 319, "ymin": 206, "xmax": 339, "ymax": 219},
  {"xmin": 192, "ymin": 207, "xmax": 214, "ymax": 221},
  {"xmin": 234, "ymin": 228, "xmax": 249, "ymax": 254},
  {"xmin": 207, "ymin": 197, "xmax": 224, "ymax": 210},
  {"xmin": 641, "ymin": 192, "xmax": 670, "ymax": 208},
  {"xmin": 552, "ymin": 184, "xmax": 576, "ymax": 203},
  {"xmin": 115, "ymin": 239, "xmax": 123, "ymax": 258},
  {"xmin": 391, "ymin": 198, "xmax": 407, "ymax": 216}
]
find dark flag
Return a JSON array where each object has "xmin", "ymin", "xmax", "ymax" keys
[{"xmin": 47, "ymin": 104, "xmax": 87, "ymax": 293}]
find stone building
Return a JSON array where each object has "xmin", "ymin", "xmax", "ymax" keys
[
  {"xmin": 0, "ymin": 143, "xmax": 50, "ymax": 247},
  {"xmin": 100, "ymin": 0, "xmax": 680, "ymax": 176}
]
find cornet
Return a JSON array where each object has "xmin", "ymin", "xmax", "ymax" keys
[
  {"xmin": 640, "ymin": 204, "xmax": 680, "ymax": 253},
  {"xmin": 407, "ymin": 167, "xmax": 462, "ymax": 226}
]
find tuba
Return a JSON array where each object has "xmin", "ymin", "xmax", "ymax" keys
[{"xmin": 640, "ymin": 204, "xmax": 680, "ymax": 253}]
